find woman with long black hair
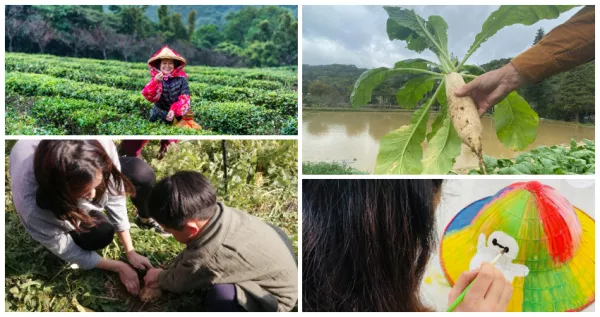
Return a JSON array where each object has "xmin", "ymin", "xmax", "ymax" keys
[
  {"xmin": 9, "ymin": 140, "xmax": 157, "ymax": 295},
  {"xmin": 302, "ymin": 179, "xmax": 513, "ymax": 312}
]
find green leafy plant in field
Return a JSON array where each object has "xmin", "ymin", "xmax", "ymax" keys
[
  {"xmin": 5, "ymin": 140, "xmax": 297, "ymax": 312},
  {"xmin": 468, "ymin": 139, "xmax": 595, "ymax": 175},
  {"xmin": 352, "ymin": 5, "xmax": 577, "ymax": 174}
]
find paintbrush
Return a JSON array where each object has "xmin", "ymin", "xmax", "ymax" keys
[{"xmin": 446, "ymin": 249, "xmax": 506, "ymax": 312}]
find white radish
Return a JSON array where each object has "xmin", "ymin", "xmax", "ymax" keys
[
  {"xmin": 140, "ymin": 287, "xmax": 163, "ymax": 302},
  {"xmin": 445, "ymin": 72, "xmax": 486, "ymax": 174}
]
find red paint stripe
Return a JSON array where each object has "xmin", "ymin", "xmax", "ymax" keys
[{"xmin": 527, "ymin": 182, "xmax": 579, "ymax": 264}]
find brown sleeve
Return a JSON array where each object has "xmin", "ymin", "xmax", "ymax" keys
[{"xmin": 511, "ymin": 6, "xmax": 595, "ymax": 83}]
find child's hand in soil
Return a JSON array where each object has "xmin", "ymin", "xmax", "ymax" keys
[
  {"xmin": 166, "ymin": 110, "xmax": 175, "ymax": 121},
  {"xmin": 154, "ymin": 72, "xmax": 164, "ymax": 82},
  {"xmin": 144, "ymin": 268, "xmax": 164, "ymax": 289},
  {"xmin": 126, "ymin": 250, "xmax": 153, "ymax": 271}
]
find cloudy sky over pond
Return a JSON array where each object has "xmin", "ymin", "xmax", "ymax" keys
[{"xmin": 302, "ymin": 5, "xmax": 579, "ymax": 68}]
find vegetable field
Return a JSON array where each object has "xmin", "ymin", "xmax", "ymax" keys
[
  {"xmin": 5, "ymin": 53, "xmax": 298, "ymax": 135},
  {"xmin": 467, "ymin": 139, "xmax": 595, "ymax": 175},
  {"xmin": 5, "ymin": 140, "xmax": 298, "ymax": 312}
]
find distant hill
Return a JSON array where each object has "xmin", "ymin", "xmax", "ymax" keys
[{"xmin": 144, "ymin": 5, "xmax": 298, "ymax": 27}]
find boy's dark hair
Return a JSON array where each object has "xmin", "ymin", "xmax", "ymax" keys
[{"xmin": 148, "ymin": 171, "xmax": 217, "ymax": 230}]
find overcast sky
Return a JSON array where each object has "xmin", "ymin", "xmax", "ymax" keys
[{"xmin": 302, "ymin": 5, "xmax": 580, "ymax": 68}]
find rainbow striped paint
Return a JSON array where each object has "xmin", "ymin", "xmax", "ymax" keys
[{"xmin": 440, "ymin": 181, "xmax": 595, "ymax": 312}]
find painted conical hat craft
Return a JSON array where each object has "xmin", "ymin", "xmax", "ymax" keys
[{"xmin": 440, "ymin": 181, "xmax": 595, "ymax": 312}]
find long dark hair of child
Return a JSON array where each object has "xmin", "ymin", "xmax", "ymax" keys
[
  {"xmin": 302, "ymin": 179, "xmax": 443, "ymax": 312},
  {"xmin": 34, "ymin": 140, "xmax": 135, "ymax": 231}
]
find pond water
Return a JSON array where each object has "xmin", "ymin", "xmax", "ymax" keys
[{"xmin": 302, "ymin": 111, "xmax": 595, "ymax": 172}]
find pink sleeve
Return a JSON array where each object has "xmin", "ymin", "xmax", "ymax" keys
[
  {"xmin": 169, "ymin": 94, "xmax": 191, "ymax": 117},
  {"xmin": 142, "ymin": 78, "xmax": 163, "ymax": 103}
]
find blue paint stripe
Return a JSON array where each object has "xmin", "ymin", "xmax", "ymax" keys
[{"xmin": 445, "ymin": 196, "xmax": 493, "ymax": 233}]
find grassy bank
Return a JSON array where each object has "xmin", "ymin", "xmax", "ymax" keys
[{"xmin": 302, "ymin": 161, "xmax": 368, "ymax": 175}]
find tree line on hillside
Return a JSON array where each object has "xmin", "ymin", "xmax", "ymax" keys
[
  {"xmin": 5, "ymin": 5, "xmax": 298, "ymax": 68},
  {"xmin": 303, "ymin": 28, "xmax": 594, "ymax": 123}
]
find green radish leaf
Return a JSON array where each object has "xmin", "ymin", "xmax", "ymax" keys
[
  {"xmin": 352, "ymin": 67, "xmax": 439, "ymax": 107},
  {"xmin": 428, "ymin": 81, "xmax": 446, "ymax": 141},
  {"xmin": 350, "ymin": 68, "xmax": 395, "ymax": 107},
  {"xmin": 428, "ymin": 110, "xmax": 445, "ymax": 142},
  {"xmin": 422, "ymin": 116, "xmax": 462, "ymax": 174},
  {"xmin": 436, "ymin": 80, "xmax": 447, "ymax": 107},
  {"xmin": 463, "ymin": 5, "xmax": 577, "ymax": 64},
  {"xmin": 384, "ymin": 6, "xmax": 450, "ymax": 62},
  {"xmin": 396, "ymin": 75, "xmax": 436, "ymax": 109},
  {"xmin": 394, "ymin": 58, "xmax": 439, "ymax": 70},
  {"xmin": 494, "ymin": 91, "xmax": 539, "ymax": 150},
  {"xmin": 426, "ymin": 15, "xmax": 449, "ymax": 55},
  {"xmin": 461, "ymin": 64, "xmax": 486, "ymax": 75},
  {"xmin": 375, "ymin": 104, "xmax": 430, "ymax": 174},
  {"xmin": 386, "ymin": 18, "xmax": 428, "ymax": 52}
]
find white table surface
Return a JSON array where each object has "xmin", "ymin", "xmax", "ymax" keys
[{"xmin": 421, "ymin": 179, "xmax": 595, "ymax": 312}]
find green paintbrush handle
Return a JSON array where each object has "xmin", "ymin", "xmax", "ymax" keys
[
  {"xmin": 446, "ymin": 283, "xmax": 474, "ymax": 312},
  {"xmin": 446, "ymin": 252, "xmax": 504, "ymax": 312}
]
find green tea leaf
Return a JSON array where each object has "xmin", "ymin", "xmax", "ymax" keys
[
  {"xmin": 422, "ymin": 116, "xmax": 462, "ymax": 174},
  {"xmin": 396, "ymin": 75, "xmax": 436, "ymax": 109},
  {"xmin": 494, "ymin": 92, "xmax": 539, "ymax": 150},
  {"xmin": 375, "ymin": 104, "xmax": 430, "ymax": 174},
  {"xmin": 350, "ymin": 68, "xmax": 395, "ymax": 107},
  {"xmin": 463, "ymin": 5, "xmax": 577, "ymax": 64}
]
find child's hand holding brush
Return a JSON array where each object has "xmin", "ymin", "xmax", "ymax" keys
[{"xmin": 447, "ymin": 261, "xmax": 514, "ymax": 312}]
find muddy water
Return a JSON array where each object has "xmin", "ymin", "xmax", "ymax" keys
[{"xmin": 302, "ymin": 111, "xmax": 595, "ymax": 173}]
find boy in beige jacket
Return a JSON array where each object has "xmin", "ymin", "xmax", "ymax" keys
[{"xmin": 143, "ymin": 171, "xmax": 297, "ymax": 312}]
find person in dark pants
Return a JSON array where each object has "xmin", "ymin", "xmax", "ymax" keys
[
  {"xmin": 117, "ymin": 142, "xmax": 169, "ymax": 236},
  {"xmin": 9, "ymin": 140, "xmax": 154, "ymax": 296}
]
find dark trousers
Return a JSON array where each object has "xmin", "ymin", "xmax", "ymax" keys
[
  {"xmin": 119, "ymin": 156, "xmax": 156, "ymax": 218},
  {"xmin": 69, "ymin": 210, "xmax": 115, "ymax": 250},
  {"xmin": 205, "ymin": 284, "xmax": 246, "ymax": 312}
]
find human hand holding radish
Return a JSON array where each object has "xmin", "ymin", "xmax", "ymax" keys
[{"xmin": 455, "ymin": 63, "xmax": 528, "ymax": 116}]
